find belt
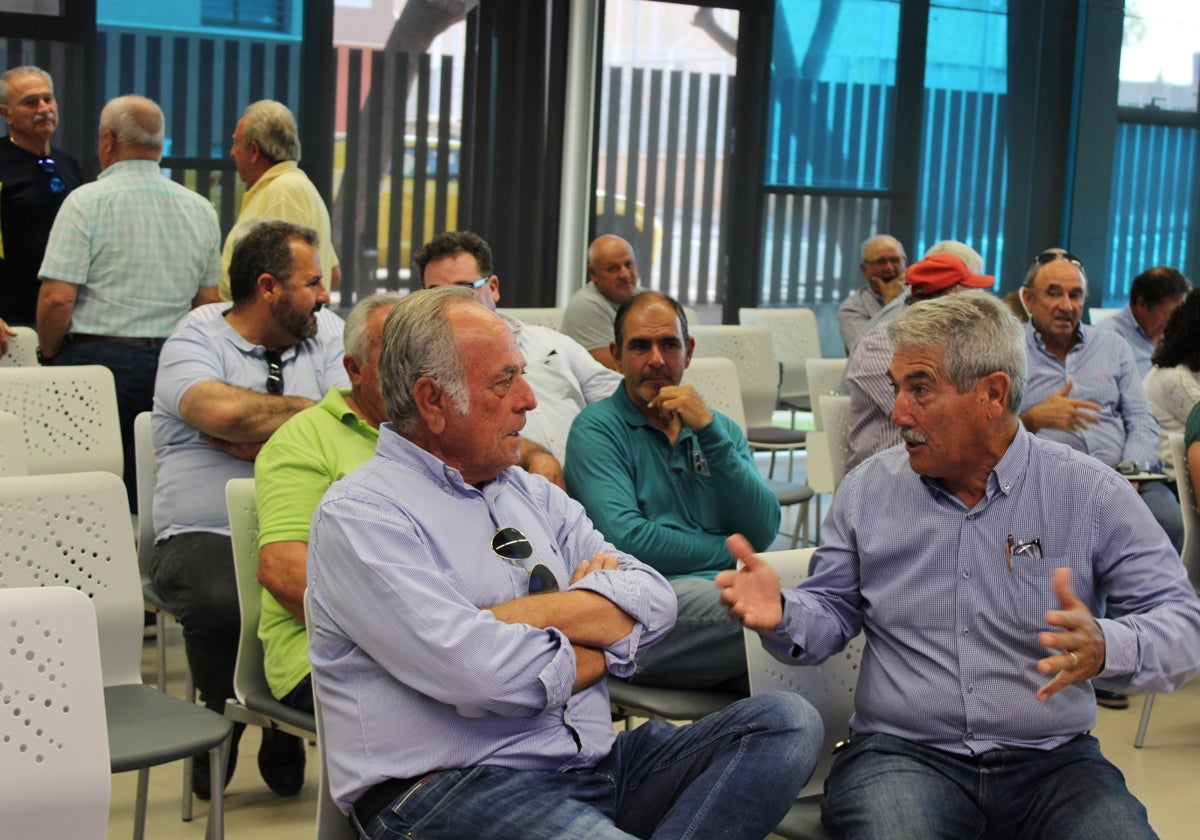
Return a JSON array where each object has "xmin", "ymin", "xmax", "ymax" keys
[
  {"xmin": 353, "ymin": 774, "xmax": 432, "ymax": 825},
  {"xmin": 70, "ymin": 333, "xmax": 164, "ymax": 345}
]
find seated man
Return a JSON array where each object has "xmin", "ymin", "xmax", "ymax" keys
[
  {"xmin": 254, "ymin": 292, "xmax": 401, "ymax": 717},
  {"xmin": 565, "ymin": 291, "xmax": 780, "ymax": 692},
  {"xmin": 561, "ymin": 234, "xmax": 641, "ymax": 369},
  {"xmin": 1093, "ymin": 265, "xmax": 1188, "ymax": 379},
  {"xmin": 1018, "ymin": 250, "xmax": 1183, "ymax": 555},
  {"xmin": 151, "ymin": 219, "xmax": 347, "ymax": 797},
  {"xmin": 837, "ymin": 234, "xmax": 908, "ymax": 352},
  {"xmin": 306, "ymin": 286, "xmax": 822, "ymax": 839},
  {"xmin": 416, "ymin": 230, "xmax": 620, "ymax": 479},
  {"xmin": 720, "ymin": 291, "xmax": 1200, "ymax": 839}
]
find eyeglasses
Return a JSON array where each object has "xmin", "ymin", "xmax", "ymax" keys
[
  {"xmin": 1033, "ymin": 251, "xmax": 1083, "ymax": 268},
  {"xmin": 491, "ymin": 526, "xmax": 559, "ymax": 594},
  {"xmin": 862, "ymin": 256, "xmax": 906, "ymax": 269},
  {"xmin": 265, "ymin": 350, "xmax": 284, "ymax": 395},
  {"xmin": 37, "ymin": 157, "xmax": 65, "ymax": 194},
  {"xmin": 454, "ymin": 275, "xmax": 491, "ymax": 289}
]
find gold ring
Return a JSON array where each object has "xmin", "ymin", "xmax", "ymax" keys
[{"xmin": 1068, "ymin": 651, "xmax": 1079, "ymax": 667}]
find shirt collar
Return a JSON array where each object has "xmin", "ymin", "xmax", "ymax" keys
[{"xmin": 376, "ymin": 423, "xmax": 516, "ymax": 495}]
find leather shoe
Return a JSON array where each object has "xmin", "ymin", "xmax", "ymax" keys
[{"xmin": 1095, "ymin": 689, "xmax": 1130, "ymax": 710}]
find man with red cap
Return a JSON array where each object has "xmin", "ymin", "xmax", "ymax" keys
[{"xmin": 845, "ymin": 248, "xmax": 993, "ymax": 470}]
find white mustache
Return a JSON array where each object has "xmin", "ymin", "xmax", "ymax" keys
[
  {"xmin": 33, "ymin": 113, "xmax": 56, "ymax": 126},
  {"xmin": 899, "ymin": 429, "xmax": 929, "ymax": 445}
]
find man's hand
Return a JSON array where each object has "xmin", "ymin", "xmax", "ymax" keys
[
  {"xmin": 522, "ymin": 449, "xmax": 565, "ymax": 490},
  {"xmin": 876, "ymin": 273, "xmax": 906, "ymax": 306},
  {"xmin": 716, "ymin": 533, "xmax": 784, "ymax": 632},
  {"xmin": 207, "ymin": 437, "xmax": 264, "ymax": 461},
  {"xmin": 1020, "ymin": 381, "xmax": 1101, "ymax": 434},
  {"xmin": 570, "ymin": 551, "xmax": 620, "ymax": 585},
  {"xmin": 649, "ymin": 384, "xmax": 714, "ymax": 431},
  {"xmin": 0, "ymin": 317, "xmax": 15, "ymax": 357},
  {"xmin": 1035, "ymin": 568, "xmax": 1106, "ymax": 701}
]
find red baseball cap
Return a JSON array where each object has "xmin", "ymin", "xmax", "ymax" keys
[{"xmin": 905, "ymin": 253, "xmax": 994, "ymax": 297}]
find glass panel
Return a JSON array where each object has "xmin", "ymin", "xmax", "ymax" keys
[
  {"xmin": 0, "ymin": 0, "xmax": 62, "ymax": 13},
  {"xmin": 596, "ymin": 0, "xmax": 739, "ymax": 309},
  {"xmin": 1118, "ymin": 0, "xmax": 1200, "ymax": 113},
  {"xmin": 766, "ymin": 0, "xmax": 900, "ymax": 190},
  {"xmin": 915, "ymin": 0, "xmax": 1007, "ymax": 282},
  {"xmin": 1106, "ymin": 123, "xmax": 1197, "ymax": 305}
]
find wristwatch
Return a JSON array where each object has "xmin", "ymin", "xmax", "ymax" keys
[{"xmin": 35, "ymin": 347, "xmax": 57, "ymax": 365}]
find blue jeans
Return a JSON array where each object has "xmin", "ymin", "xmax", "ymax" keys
[
  {"xmin": 352, "ymin": 692, "xmax": 822, "ymax": 840},
  {"xmin": 625, "ymin": 576, "xmax": 748, "ymax": 693},
  {"xmin": 821, "ymin": 733, "xmax": 1156, "ymax": 839},
  {"xmin": 1138, "ymin": 480, "xmax": 1184, "ymax": 556}
]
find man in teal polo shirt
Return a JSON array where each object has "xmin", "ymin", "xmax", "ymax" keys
[{"xmin": 565, "ymin": 291, "xmax": 780, "ymax": 692}]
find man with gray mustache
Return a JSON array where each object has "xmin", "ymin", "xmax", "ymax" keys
[{"xmin": 0, "ymin": 65, "xmax": 83, "ymax": 352}]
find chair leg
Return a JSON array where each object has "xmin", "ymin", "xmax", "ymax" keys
[
  {"xmin": 1134, "ymin": 693, "xmax": 1156, "ymax": 748},
  {"xmin": 206, "ymin": 741, "xmax": 228, "ymax": 840},
  {"xmin": 133, "ymin": 767, "xmax": 150, "ymax": 840},
  {"xmin": 182, "ymin": 664, "xmax": 196, "ymax": 821},
  {"xmin": 788, "ymin": 501, "xmax": 808, "ymax": 549},
  {"xmin": 155, "ymin": 611, "xmax": 168, "ymax": 692},
  {"xmin": 814, "ymin": 495, "xmax": 823, "ymax": 545}
]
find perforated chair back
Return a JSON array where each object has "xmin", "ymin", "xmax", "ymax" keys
[
  {"xmin": 0, "ymin": 365, "xmax": 123, "ymax": 477},
  {"xmin": 739, "ymin": 307, "xmax": 825, "ymax": 402},
  {"xmin": 0, "ymin": 325, "xmax": 38, "ymax": 366},
  {"xmin": 0, "ymin": 586, "xmax": 111, "ymax": 839},
  {"xmin": 497, "ymin": 307, "xmax": 566, "ymax": 331},
  {"xmin": 1088, "ymin": 307, "xmax": 1120, "ymax": 325},
  {"xmin": 690, "ymin": 325, "xmax": 779, "ymax": 427},
  {"xmin": 746, "ymin": 548, "xmax": 864, "ymax": 799},
  {"xmin": 682, "ymin": 356, "xmax": 747, "ymax": 430},
  {"xmin": 820, "ymin": 395, "xmax": 852, "ymax": 491},
  {"xmin": 133, "ymin": 411, "xmax": 157, "ymax": 576},
  {"xmin": 0, "ymin": 410, "xmax": 29, "ymax": 475},
  {"xmin": 805, "ymin": 359, "xmax": 848, "ymax": 431}
]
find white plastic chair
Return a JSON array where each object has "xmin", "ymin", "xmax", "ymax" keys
[
  {"xmin": 738, "ymin": 307, "xmax": 827, "ymax": 416},
  {"xmin": 0, "ymin": 586, "xmax": 111, "ymax": 839},
  {"xmin": 805, "ymin": 358, "xmax": 848, "ymax": 431},
  {"xmin": 683, "ymin": 356, "xmax": 813, "ymax": 548},
  {"xmin": 745, "ymin": 547, "xmax": 864, "ymax": 839},
  {"xmin": 0, "ymin": 470, "xmax": 234, "ymax": 840},
  {"xmin": 0, "ymin": 324, "xmax": 38, "ymax": 366},
  {"xmin": 0, "ymin": 365, "xmax": 123, "ymax": 476},
  {"xmin": 1088, "ymin": 307, "xmax": 1120, "ymax": 325},
  {"xmin": 1135, "ymin": 433, "xmax": 1199, "ymax": 749},
  {"xmin": 498, "ymin": 307, "xmax": 566, "ymax": 331},
  {"xmin": 0, "ymin": 409, "xmax": 29, "ymax": 475}
]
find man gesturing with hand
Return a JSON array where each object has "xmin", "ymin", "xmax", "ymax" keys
[{"xmin": 719, "ymin": 291, "xmax": 1200, "ymax": 840}]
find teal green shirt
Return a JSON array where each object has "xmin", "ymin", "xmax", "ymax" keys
[
  {"xmin": 255, "ymin": 387, "xmax": 378, "ymax": 698},
  {"xmin": 565, "ymin": 384, "xmax": 781, "ymax": 579}
]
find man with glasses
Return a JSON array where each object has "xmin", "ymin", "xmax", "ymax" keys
[
  {"xmin": 838, "ymin": 234, "xmax": 908, "ymax": 352},
  {"xmin": 416, "ymin": 230, "xmax": 621, "ymax": 484},
  {"xmin": 720, "ymin": 291, "xmax": 1200, "ymax": 839},
  {"xmin": 0, "ymin": 65, "xmax": 83, "ymax": 353},
  {"xmin": 35, "ymin": 95, "xmax": 220, "ymax": 507},
  {"xmin": 307, "ymin": 285, "xmax": 822, "ymax": 839},
  {"xmin": 151, "ymin": 219, "xmax": 346, "ymax": 800}
]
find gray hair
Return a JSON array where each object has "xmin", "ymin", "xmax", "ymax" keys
[
  {"xmin": 379, "ymin": 286, "xmax": 474, "ymax": 434},
  {"xmin": 240, "ymin": 99, "xmax": 301, "ymax": 163},
  {"xmin": 0, "ymin": 66, "xmax": 52, "ymax": 104},
  {"xmin": 860, "ymin": 234, "xmax": 907, "ymax": 261},
  {"xmin": 925, "ymin": 240, "xmax": 984, "ymax": 273},
  {"xmin": 343, "ymin": 292, "xmax": 404, "ymax": 361},
  {"xmin": 889, "ymin": 291, "xmax": 1027, "ymax": 412},
  {"xmin": 99, "ymin": 95, "xmax": 164, "ymax": 151}
]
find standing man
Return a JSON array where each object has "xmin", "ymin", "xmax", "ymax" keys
[
  {"xmin": 307, "ymin": 286, "xmax": 822, "ymax": 838},
  {"xmin": 565, "ymin": 291, "xmax": 780, "ymax": 691},
  {"xmin": 36, "ymin": 95, "xmax": 220, "ymax": 505},
  {"xmin": 562, "ymin": 234, "xmax": 641, "ymax": 370},
  {"xmin": 151, "ymin": 219, "xmax": 345, "ymax": 799},
  {"xmin": 720, "ymin": 292, "xmax": 1200, "ymax": 839},
  {"xmin": 416, "ymin": 231, "xmax": 620, "ymax": 479},
  {"xmin": 837, "ymin": 234, "xmax": 907, "ymax": 352},
  {"xmin": 1094, "ymin": 265, "xmax": 1189, "ymax": 379},
  {"xmin": 219, "ymin": 100, "xmax": 339, "ymax": 299},
  {"xmin": 0, "ymin": 65, "xmax": 83, "ymax": 351}
]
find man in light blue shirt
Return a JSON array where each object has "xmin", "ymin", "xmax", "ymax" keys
[
  {"xmin": 35, "ymin": 95, "xmax": 220, "ymax": 503},
  {"xmin": 1094, "ymin": 265, "xmax": 1189, "ymax": 378},
  {"xmin": 308, "ymin": 286, "xmax": 822, "ymax": 840},
  {"xmin": 719, "ymin": 291, "xmax": 1200, "ymax": 839}
]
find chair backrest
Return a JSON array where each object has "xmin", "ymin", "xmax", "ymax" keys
[
  {"xmin": 497, "ymin": 307, "xmax": 566, "ymax": 332},
  {"xmin": 225, "ymin": 477, "xmax": 270, "ymax": 707},
  {"xmin": 738, "ymin": 307, "xmax": 825, "ymax": 400},
  {"xmin": 0, "ymin": 471, "xmax": 144, "ymax": 686},
  {"xmin": 133, "ymin": 411, "xmax": 156, "ymax": 577},
  {"xmin": 681, "ymin": 356, "xmax": 747, "ymax": 431},
  {"xmin": 1088, "ymin": 307, "xmax": 1120, "ymax": 325},
  {"xmin": 805, "ymin": 358, "xmax": 849, "ymax": 431},
  {"xmin": 305, "ymin": 589, "xmax": 358, "ymax": 840},
  {"xmin": 0, "ymin": 409, "xmax": 30, "ymax": 475},
  {"xmin": 690, "ymin": 324, "xmax": 778, "ymax": 427},
  {"xmin": 0, "ymin": 365, "xmax": 124, "ymax": 477},
  {"xmin": 1169, "ymin": 433, "xmax": 1199, "ymax": 584},
  {"xmin": 0, "ymin": 325, "xmax": 38, "ymax": 367},
  {"xmin": 0, "ymin": 586, "xmax": 111, "ymax": 839},
  {"xmin": 821, "ymin": 394, "xmax": 852, "ymax": 491},
  {"xmin": 745, "ymin": 547, "xmax": 864, "ymax": 799}
]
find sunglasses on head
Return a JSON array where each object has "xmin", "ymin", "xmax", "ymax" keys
[
  {"xmin": 491, "ymin": 526, "xmax": 559, "ymax": 594},
  {"xmin": 1033, "ymin": 251, "xmax": 1083, "ymax": 268}
]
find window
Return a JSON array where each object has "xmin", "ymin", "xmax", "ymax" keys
[{"xmin": 202, "ymin": 0, "xmax": 290, "ymax": 33}]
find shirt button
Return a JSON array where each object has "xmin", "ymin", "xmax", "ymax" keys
[
  {"xmin": 967, "ymin": 684, "xmax": 975, "ymax": 693},
  {"xmin": 564, "ymin": 714, "xmax": 572, "ymax": 725},
  {"xmin": 442, "ymin": 485, "xmax": 451, "ymax": 493},
  {"xmin": 966, "ymin": 733, "xmax": 975, "ymax": 740},
  {"xmin": 961, "ymin": 570, "xmax": 971, "ymax": 579},
  {"xmin": 960, "ymin": 628, "xmax": 969, "ymax": 635},
  {"xmin": 966, "ymin": 513, "xmax": 975, "ymax": 520}
]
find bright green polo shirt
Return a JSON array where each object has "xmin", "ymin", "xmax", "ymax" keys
[{"xmin": 255, "ymin": 387, "xmax": 379, "ymax": 698}]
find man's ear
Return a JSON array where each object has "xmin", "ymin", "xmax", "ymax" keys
[
  {"xmin": 257, "ymin": 271, "xmax": 279, "ymax": 301},
  {"xmin": 412, "ymin": 376, "xmax": 447, "ymax": 434},
  {"xmin": 979, "ymin": 371, "xmax": 1011, "ymax": 419}
]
